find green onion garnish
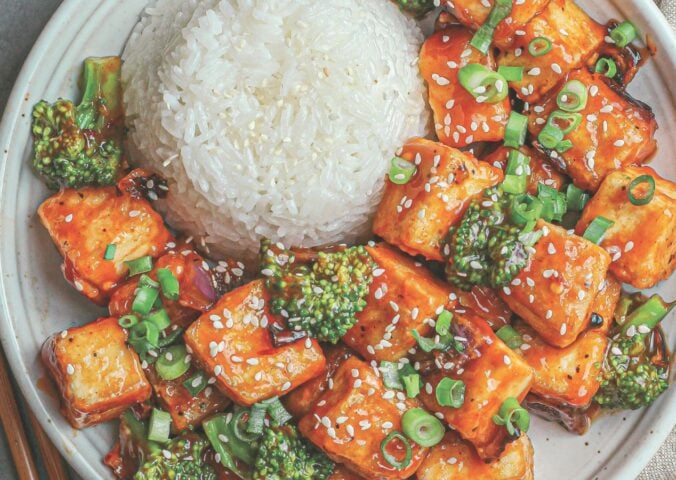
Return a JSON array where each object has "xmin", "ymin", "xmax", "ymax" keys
[
  {"xmin": 132, "ymin": 286, "xmax": 160, "ymax": 316},
  {"xmin": 566, "ymin": 184, "xmax": 590, "ymax": 212},
  {"xmin": 203, "ymin": 414, "xmax": 250, "ymax": 477},
  {"xmin": 504, "ymin": 112, "xmax": 529, "ymax": 148},
  {"xmin": 537, "ymin": 184, "xmax": 567, "ymax": 222},
  {"xmin": 470, "ymin": 0, "xmax": 514, "ymax": 54},
  {"xmin": 145, "ymin": 309, "xmax": 171, "ymax": 331},
  {"xmin": 401, "ymin": 408, "xmax": 445, "ymax": 448},
  {"xmin": 510, "ymin": 194, "xmax": 543, "ymax": 225},
  {"xmin": 125, "ymin": 256, "xmax": 153, "ymax": 277},
  {"xmin": 496, "ymin": 325, "xmax": 523, "ymax": 349},
  {"xmin": 183, "ymin": 371, "xmax": 207, "ymax": 397},
  {"xmin": 498, "ymin": 65, "xmax": 524, "ymax": 82},
  {"xmin": 380, "ymin": 361, "xmax": 404, "ymax": 390},
  {"xmin": 538, "ymin": 124, "xmax": 564, "ymax": 150},
  {"xmin": 435, "ymin": 310, "xmax": 453, "ymax": 336},
  {"xmin": 528, "ymin": 37, "xmax": 552, "ymax": 57},
  {"xmin": 502, "ymin": 175, "xmax": 528, "ymax": 195},
  {"xmin": 548, "ymin": 110, "xmax": 582, "ymax": 135},
  {"xmin": 435, "ymin": 378, "xmax": 466, "ymax": 409},
  {"xmin": 265, "ymin": 397, "xmax": 293, "ymax": 425},
  {"xmin": 595, "ymin": 58, "xmax": 618, "ymax": 78},
  {"xmin": 157, "ymin": 268, "xmax": 180, "ymax": 301},
  {"xmin": 412, "ymin": 330, "xmax": 446, "ymax": 353},
  {"xmin": 118, "ymin": 314, "xmax": 139, "ymax": 329},
  {"xmin": 492, "ymin": 397, "xmax": 530, "ymax": 436},
  {"xmin": 610, "ymin": 21, "xmax": 638, "ymax": 48},
  {"xmin": 129, "ymin": 320, "xmax": 160, "ymax": 350},
  {"xmin": 503, "ymin": 149, "xmax": 530, "ymax": 195},
  {"xmin": 458, "ymin": 64, "xmax": 509, "ymax": 104},
  {"xmin": 246, "ymin": 402, "xmax": 267, "ymax": 435},
  {"xmin": 156, "ymin": 344, "xmax": 190, "ymax": 381},
  {"xmin": 158, "ymin": 327, "xmax": 185, "ymax": 348},
  {"xmin": 389, "ymin": 157, "xmax": 417, "ymax": 185},
  {"xmin": 402, "ymin": 374, "xmax": 421, "ymax": 399},
  {"xmin": 103, "ymin": 244, "xmax": 116, "ymax": 261},
  {"xmin": 231, "ymin": 409, "xmax": 260, "ymax": 443},
  {"xmin": 627, "ymin": 174, "xmax": 656, "ymax": 206},
  {"xmin": 582, "ymin": 216, "xmax": 615, "ymax": 244},
  {"xmin": 556, "ymin": 80, "xmax": 588, "ymax": 112},
  {"xmin": 139, "ymin": 274, "xmax": 160, "ymax": 289},
  {"xmin": 380, "ymin": 431, "xmax": 413, "ymax": 470},
  {"xmin": 518, "ymin": 221, "xmax": 544, "ymax": 247},
  {"xmin": 555, "ymin": 139, "xmax": 573, "ymax": 153},
  {"xmin": 147, "ymin": 408, "xmax": 172, "ymax": 443}
]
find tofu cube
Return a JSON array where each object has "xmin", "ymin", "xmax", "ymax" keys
[
  {"xmin": 184, "ymin": 280, "xmax": 326, "ymax": 406},
  {"xmin": 499, "ymin": 220, "xmax": 611, "ymax": 348},
  {"xmin": 447, "ymin": 285, "xmax": 513, "ymax": 331},
  {"xmin": 575, "ymin": 166, "xmax": 676, "ymax": 288},
  {"xmin": 420, "ymin": 26, "xmax": 511, "ymax": 148},
  {"xmin": 342, "ymin": 243, "xmax": 455, "ymax": 361},
  {"xmin": 38, "ymin": 187, "xmax": 173, "ymax": 305},
  {"xmin": 483, "ymin": 145, "xmax": 567, "ymax": 195},
  {"xmin": 416, "ymin": 432, "xmax": 534, "ymax": 480},
  {"xmin": 373, "ymin": 138, "xmax": 503, "ymax": 261},
  {"xmin": 299, "ymin": 357, "xmax": 428, "ymax": 479},
  {"xmin": 497, "ymin": 0, "xmax": 605, "ymax": 103},
  {"xmin": 329, "ymin": 465, "xmax": 366, "ymax": 480},
  {"xmin": 528, "ymin": 70, "xmax": 658, "ymax": 191},
  {"xmin": 41, "ymin": 317, "xmax": 151, "ymax": 428},
  {"xmin": 514, "ymin": 321, "xmax": 607, "ymax": 407},
  {"xmin": 419, "ymin": 314, "xmax": 534, "ymax": 461}
]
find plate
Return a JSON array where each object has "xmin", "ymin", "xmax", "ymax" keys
[{"xmin": 0, "ymin": 1, "xmax": 674, "ymax": 479}]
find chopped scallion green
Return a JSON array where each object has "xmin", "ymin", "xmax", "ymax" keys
[
  {"xmin": 125, "ymin": 256, "xmax": 153, "ymax": 277},
  {"xmin": 582, "ymin": 216, "xmax": 615, "ymax": 244},
  {"xmin": 147, "ymin": 408, "xmax": 172, "ymax": 443}
]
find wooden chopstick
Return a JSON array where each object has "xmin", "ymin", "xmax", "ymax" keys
[
  {"xmin": 28, "ymin": 409, "xmax": 69, "ymax": 480},
  {"xmin": 0, "ymin": 348, "xmax": 39, "ymax": 480}
]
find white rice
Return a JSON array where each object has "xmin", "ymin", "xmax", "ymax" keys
[{"xmin": 122, "ymin": 0, "xmax": 428, "ymax": 262}]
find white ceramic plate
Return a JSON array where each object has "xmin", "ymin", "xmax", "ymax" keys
[{"xmin": 0, "ymin": 1, "xmax": 674, "ymax": 479}]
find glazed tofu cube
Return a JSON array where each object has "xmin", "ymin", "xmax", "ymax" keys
[
  {"xmin": 497, "ymin": 0, "xmax": 605, "ymax": 103},
  {"xmin": 420, "ymin": 26, "xmax": 511, "ymax": 148},
  {"xmin": 298, "ymin": 357, "xmax": 427, "ymax": 479},
  {"xmin": 145, "ymin": 366, "xmax": 230, "ymax": 432},
  {"xmin": 483, "ymin": 145, "xmax": 567, "ymax": 195},
  {"xmin": 447, "ymin": 285, "xmax": 513, "ymax": 331},
  {"xmin": 41, "ymin": 317, "xmax": 151, "ymax": 428},
  {"xmin": 342, "ymin": 244, "xmax": 455, "ymax": 361},
  {"xmin": 184, "ymin": 280, "xmax": 326, "ymax": 406},
  {"xmin": 442, "ymin": 0, "xmax": 550, "ymax": 49},
  {"xmin": 499, "ymin": 220, "xmax": 611, "ymax": 348},
  {"xmin": 419, "ymin": 314, "xmax": 534, "ymax": 461},
  {"xmin": 528, "ymin": 70, "xmax": 658, "ymax": 191},
  {"xmin": 514, "ymin": 321, "xmax": 607, "ymax": 407},
  {"xmin": 373, "ymin": 138, "xmax": 503, "ymax": 261},
  {"xmin": 416, "ymin": 432, "xmax": 534, "ymax": 480},
  {"xmin": 38, "ymin": 187, "xmax": 173, "ymax": 305},
  {"xmin": 575, "ymin": 166, "xmax": 676, "ymax": 288},
  {"xmin": 329, "ymin": 465, "xmax": 366, "ymax": 480}
]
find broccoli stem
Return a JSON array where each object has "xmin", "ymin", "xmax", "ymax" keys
[
  {"xmin": 620, "ymin": 295, "xmax": 675, "ymax": 336},
  {"xmin": 77, "ymin": 57, "xmax": 123, "ymax": 130}
]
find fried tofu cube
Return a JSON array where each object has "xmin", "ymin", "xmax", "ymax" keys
[
  {"xmin": 184, "ymin": 280, "xmax": 326, "ymax": 406},
  {"xmin": 497, "ymin": 0, "xmax": 605, "ymax": 103},
  {"xmin": 483, "ymin": 145, "xmax": 567, "ymax": 195},
  {"xmin": 448, "ymin": 285, "xmax": 513, "ymax": 331},
  {"xmin": 41, "ymin": 317, "xmax": 151, "ymax": 428},
  {"xmin": 329, "ymin": 465, "xmax": 366, "ymax": 480},
  {"xmin": 299, "ymin": 357, "xmax": 428, "ymax": 479},
  {"xmin": 38, "ymin": 187, "xmax": 173, "ymax": 305},
  {"xmin": 373, "ymin": 138, "xmax": 503, "ymax": 261},
  {"xmin": 575, "ymin": 166, "xmax": 676, "ymax": 288},
  {"xmin": 528, "ymin": 70, "xmax": 658, "ymax": 191},
  {"xmin": 417, "ymin": 432, "xmax": 534, "ymax": 480},
  {"xmin": 145, "ymin": 367, "xmax": 230, "ymax": 432},
  {"xmin": 420, "ymin": 26, "xmax": 511, "ymax": 148},
  {"xmin": 419, "ymin": 314, "xmax": 534, "ymax": 461},
  {"xmin": 499, "ymin": 220, "xmax": 611, "ymax": 348},
  {"xmin": 514, "ymin": 321, "xmax": 607, "ymax": 407},
  {"xmin": 342, "ymin": 244, "xmax": 454, "ymax": 361}
]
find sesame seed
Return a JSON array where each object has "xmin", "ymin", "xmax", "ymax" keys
[
  {"xmin": 214, "ymin": 365, "xmax": 223, "ymax": 376},
  {"xmin": 503, "ymin": 355, "xmax": 512, "ymax": 365},
  {"xmin": 281, "ymin": 381, "xmax": 292, "ymax": 391},
  {"xmin": 66, "ymin": 364, "xmax": 74, "ymax": 375},
  {"xmin": 546, "ymin": 310, "xmax": 553, "ymax": 319},
  {"xmin": 129, "ymin": 210, "xmax": 141, "ymax": 218},
  {"xmin": 560, "ymin": 323, "xmax": 567, "ymax": 335},
  {"xmin": 64, "ymin": 214, "xmax": 73, "ymax": 223}
]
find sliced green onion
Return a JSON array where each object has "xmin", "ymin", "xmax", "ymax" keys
[
  {"xmin": 103, "ymin": 244, "xmax": 116, "ymax": 261},
  {"xmin": 380, "ymin": 361, "xmax": 404, "ymax": 390},
  {"xmin": 496, "ymin": 325, "xmax": 523, "ymax": 349},
  {"xmin": 157, "ymin": 268, "xmax": 180, "ymax": 301},
  {"xmin": 538, "ymin": 124, "xmax": 564, "ymax": 150},
  {"xmin": 555, "ymin": 140, "xmax": 573, "ymax": 153},
  {"xmin": 470, "ymin": 0, "xmax": 513, "ymax": 54},
  {"xmin": 582, "ymin": 216, "xmax": 615, "ymax": 244},
  {"xmin": 203, "ymin": 414, "xmax": 250, "ymax": 477},
  {"xmin": 518, "ymin": 225, "xmax": 544, "ymax": 247},
  {"xmin": 380, "ymin": 431, "xmax": 413, "ymax": 470},
  {"xmin": 503, "ymin": 149, "xmax": 530, "ymax": 194},
  {"xmin": 537, "ymin": 184, "xmax": 567, "ymax": 222},
  {"xmin": 401, "ymin": 408, "xmax": 445, "ymax": 448},
  {"xmin": 435, "ymin": 310, "xmax": 453, "ymax": 336},
  {"xmin": 502, "ymin": 175, "xmax": 528, "ymax": 194},
  {"xmin": 158, "ymin": 327, "xmax": 184, "ymax": 348},
  {"xmin": 492, "ymin": 397, "xmax": 530, "ymax": 436},
  {"xmin": 183, "ymin": 371, "xmax": 207, "ymax": 397},
  {"xmin": 627, "ymin": 174, "xmax": 656, "ymax": 206},
  {"xmin": 510, "ymin": 194, "xmax": 543, "ymax": 225},
  {"xmin": 402, "ymin": 374, "xmax": 421, "ymax": 399},
  {"xmin": 139, "ymin": 274, "xmax": 160, "ymax": 289},
  {"xmin": 146, "ymin": 309, "xmax": 171, "ymax": 331},
  {"xmin": 147, "ymin": 408, "xmax": 172, "ymax": 443},
  {"xmin": 389, "ymin": 157, "xmax": 417, "ymax": 185},
  {"xmin": 435, "ymin": 378, "xmax": 466, "ymax": 409},
  {"xmin": 548, "ymin": 111, "xmax": 582, "ymax": 135},
  {"xmin": 595, "ymin": 58, "xmax": 618, "ymax": 78},
  {"xmin": 458, "ymin": 64, "xmax": 509, "ymax": 104},
  {"xmin": 132, "ymin": 286, "xmax": 160, "ymax": 316},
  {"xmin": 412, "ymin": 330, "xmax": 446, "ymax": 353},
  {"xmin": 246, "ymin": 403, "xmax": 267, "ymax": 435},
  {"xmin": 610, "ymin": 21, "xmax": 638, "ymax": 48},
  {"xmin": 125, "ymin": 256, "xmax": 153, "ymax": 277},
  {"xmin": 129, "ymin": 320, "xmax": 160, "ymax": 350},
  {"xmin": 156, "ymin": 344, "xmax": 190, "ymax": 381},
  {"xmin": 528, "ymin": 37, "xmax": 552, "ymax": 57},
  {"xmin": 504, "ymin": 112, "xmax": 529, "ymax": 148},
  {"xmin": 566, "ymin": 184, "xmax": 590, "ymax": 212},
  {"xmin": 498, "ymin": 65, "xmax": 524, "ymax": 82},
  {"xmin": 118, "ymin": 314, "xmax": 139, "ymax": 329},
  {"xmin": 556, "ymin": 80, "xmax": 588, "ymax": 112},
  {"xmin": 232, "ymin": 409, "xmax": 260, "ymax": 443},
  {"xmin": 621, "ymin": 294, "xmax": 675, "ymax": 336},
  {"xmin": 265, "ymin": 397, "xmax": 293, "ymax": 425}
]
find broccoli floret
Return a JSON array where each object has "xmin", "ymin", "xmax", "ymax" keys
[
  {"xmin": 134, "ymin": 434, "xmax": 217, "ymax": 480},
  {"xmin": 595, "ymin": 294, "xmax": 673, "ymax": 410},
  {"xmin": 444, "ymin": 188, "xmax": 534, "ymax": 291},
  {"xmin": 31, "ymin": 57, "xmax": 124, "ymax": 189},
  {"xmin": 262, "ymin": 241, "xmax": 377, "ymax": 344},
  {"xmin": 252, "ymin": 425, "xmax": 334, "ymax": 480},
  {"xmin": 394, "ymin": 0, "xmax": 436, "ymax": 16}
]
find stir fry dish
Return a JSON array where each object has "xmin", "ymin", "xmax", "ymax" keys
[{"xmin": 31, "ymin": 1, "xmax": 674, "ymax": 479}]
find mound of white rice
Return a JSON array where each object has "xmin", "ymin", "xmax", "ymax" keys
[{"xmin": 122, "ymin": 0, "xmax": 428, "ymax": 262}]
